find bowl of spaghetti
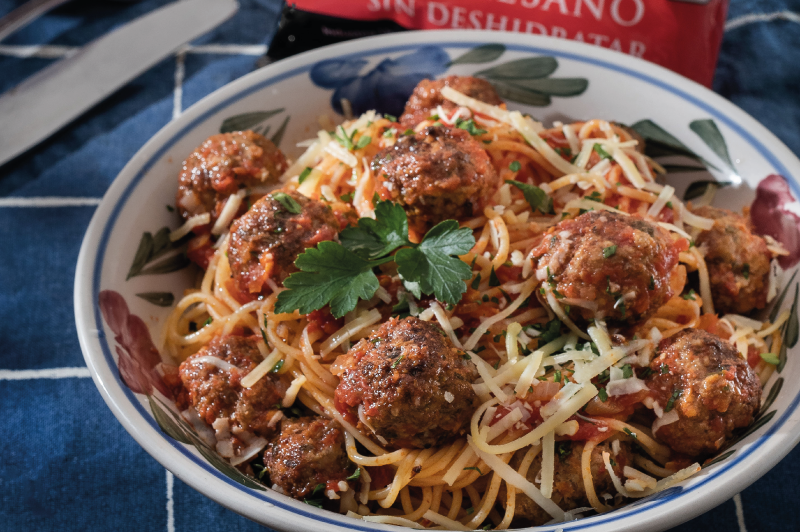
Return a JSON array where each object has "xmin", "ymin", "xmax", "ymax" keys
[{"xmin": 75, "ymin": 30, "xmax": 800, "ymax": 532}]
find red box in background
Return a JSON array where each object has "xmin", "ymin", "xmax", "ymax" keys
[{"xmin": 268, "ymin": 0, "xmax": 728, "ymax": 87}]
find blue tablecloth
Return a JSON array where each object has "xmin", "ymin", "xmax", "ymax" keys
[{"xmin": 1, "ymin": 0, "xmax": 799, "ymax": 530}]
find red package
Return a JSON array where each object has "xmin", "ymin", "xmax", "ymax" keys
[{"xmin": 268, "ymin": 0, "xmax": 728, "ymax": 87}]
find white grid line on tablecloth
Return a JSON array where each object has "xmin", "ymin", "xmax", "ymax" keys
[
  {"xmin": 173, "ymin": 49, "xmax": 186, "ymax": 120},
  {"xmin": 167, "ymin": 471, "xmax": 175, "ymax": 532},
  {"xmin": 0, "ymin": 367, "xmax": 91, "ymax": 379},
  {"xmin": 733, "ymin": 493, "xmax": 748, "ymax": 532},
  {"xmin": 0, "ymin": 197, "xmax": 101, "ymax": 207},
  {"xmin": 725, "ymin": 10, "xmax": 800, "ymax": 31},
  {"xmin": 0, "ymin": 43, "xmax": 268, "ymax": 59}
]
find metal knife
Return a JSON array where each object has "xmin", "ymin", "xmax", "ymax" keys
[{"xmin": 0, "ymin": 0, "xmax": 239, "ymax": 167}]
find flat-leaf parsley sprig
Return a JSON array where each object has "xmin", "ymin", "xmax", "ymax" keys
[{"xmin": 275, "ymin": 200, "xmax": 476, "ymax": 318}]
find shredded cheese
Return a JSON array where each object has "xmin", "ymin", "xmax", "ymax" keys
[
  {"xmin": 170, "ymin": 212, "xmax": 210, "ymax": 242},
  {"xmin": 240, "ymin": 348, "xmax": 282, "ymax": 388},
  {"xmin": 541, "ymin": 430, "xmax": 555, "ymax": 498},
  {"xmin": 281, "ymin": 375, "xmax": 307, "ymax": 407}
]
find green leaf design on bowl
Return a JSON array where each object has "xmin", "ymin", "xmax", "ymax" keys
[
  {"xmin": 220, "ymin": 109, "xmax": 285, "ymax": 133},
  {"xmin": 690, "ymin": 119, "xmax": 736, "ymax": 173},
  {"xmin": 136, "ymin": 292, "xmax": 175, "ymax": 307},
  {"xmin": 448, "ymin": 43, "xmax": 506, "ymax": 65},
  {"xmin": 127, "ymin": 227, "xmax": 189, "ymax": 280},
  {"xmin": 476, "ymin": 56, "xmax": 558, "ymax": 80}
]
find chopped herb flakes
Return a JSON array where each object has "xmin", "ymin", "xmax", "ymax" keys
[
  {"xmin": 392, "ymin": 355, "xmax": 404, "ymax": 369},
  {"xmin": 593, "ymin": 143, "xmax": 613, "ymax": 160},
  {"xmin": 603, "ymin": 245, "xmax": 617, "ymax": 258},
  {"xmin": 664, "ymin": 389, "xmax": 682, "ymax": 412},
  {"xmin": 683, "ymin": 289, "xmax": 697, "ymax": 301},
  {"xmin": 509, "ymin": 161, "xmax": 521, "ymax": 172},
  {"xmin": 346, "ymin": 468, "xmax": 362, "ymax": 481},
  {"xmin": 298, "ymin": 167, "xmax": 313, "ymax": 184},
  {"xmin": 455, "ymin": 117, "xmax": 487, "ymax": 136}
]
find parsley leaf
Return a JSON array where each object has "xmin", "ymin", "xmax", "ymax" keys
[
  {"xmin": 272, "ymin": 192, "xmax": 302, "ymax": 214},
  {"xmin": 278, "ymin": 201, "xmax": 476, "ymax": 316},
  {"xmin": 664, "ymin": 389, "xmax": 682, "ymax": 412},
  {"xmin": 391, "ymin": 355, "xmax": 404, "ymax": 369},
  {"xmin": 355, "ymin": 135, "xmax": 372, "ymax": 150},
  {"xmin": 395, "ymin": 220, "xmax": 475, "ymax": 304},
  {"xmin": 682, "ymin": 289, "xmax": 697, "ymax": 300},
  {"xmin": 334, "ymin": 125, "xmax": 355, "ymax": 150},
  {"xmin": 340, "ymin": 201, "xmax": 410, "ymax": 259},
  {"xmin": 489, "ymin": 266, "xmax": 501, "ymax": 287},
  {"xmin": 471, "ymin": 273, "xmax": 482, "ymax": 290},
  {"xmin": 760, "ymin": 352, "xmax": 780, "ymax": 365},
  {"xmin": 603, "ymin": 245, "xmax": 617, "ymax": 258},
  {"xmin": 271, "ymin": 359, "xmax": 284, "ymax": 373},
  {"xmin": 275, "ymin": 241, "xmax": 381, "ymax": 318},
  {"xmin": 539, "ymin": 318, "xmax": 562, "ymax": 344},
  {"xmin": 298, "ymin": 167, "xmax": 313, "ymax": 184},
  {"xmin": 621, "ymin": 363, "xmax": 633, "ymax": 379},
  {"xmin": 455, "ymin": 117, "xmax": 487, "ymax": 136},
  {"xmin": 505, "ymin": 179, "xmax": 554, "ymax": 214},
  {"xmin": 346, "ymin": 468, "xmax": 362, "ymax": 481},
  {"xmin": 593, "ymin": 143, "xmax": 613, "ymax": 159},
  {"xmin": 598, "ymin": 387, "xmax": 608, "ymax": 402},
  {"xmin": 384, "ymin": 114, "xmax": 397, "ymax": 122},
  {"xmin": 742, "ymin": 263, "xmax": 750, "ymax": 280},
  {"xmin": 509, "ymin": 160, "xmax": 521, "ymax": 172}
]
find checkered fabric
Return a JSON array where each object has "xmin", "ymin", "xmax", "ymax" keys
[{"xmin": 1, "ymin": 0, "xmax": 799, "ymax": 530}]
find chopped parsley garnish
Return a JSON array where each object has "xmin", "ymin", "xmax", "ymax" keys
[
  {"xmin": 649, "ymin": 275, "xmax": 655, "ymax": 290},
  {"xmin": 622, "ymin": 364, "xmax": 633, "ymax": 379},
  {"xmin": 593, "ymin": 143, "xmax": 613, "ymax": 160},
  {"xmin": 489, "ymin": 266, "xmax": 501, "ymax": 287},
  {"xmin": 403, "ymin": 128, "xmax": 415, "ymax": 136},
  {"xmin": 260, "ymin": 314, "xmax": 270, "ymax": 347},
  {"xmin": 664, "ymin": 389, "xmax": 682, "ymax": 412},
  {"xmin": 355, "ymin": 135, "xmax": 372, "ymax": 150},
  {"xmin": 391, "ymin": 355, "xmax": 405, "ymax": 369},
  {"xmin": 382, "ymin": 128, "xmax": 395, "ymax": 138},
  {"xmin": 462, "ymin": 353, "xmax": 472, "ymax": 361},
  {"xmin": 682, "ymin": 289, "xmax": 697, "ymax": 301},
  {"xmin": 742, "ymin": 263, "xmax": 750, "ymax": 280},
  {"xmin": 339, "ymin": 191, "xmax": 354, "ymax": 202},
  {"xmin": 596, "ymin": 369, "xmax": 610, "ymax": 384},
  {"xmin": 271, "ymin": 359, "xmax": 284, "ymax": 373},
  {"xmin": 640, "ymin": 367, "xmax": 653, "ymax": 378},
  {"xmin": 272, "ymin": 192, "xmax": 302, "ymax": 214},
  {"xmin": 202, "ymin": 316, "xmax": 213, "ymax": 327},
  {"xmin": 466, "ymin": 507, "xmax": 474, "ymax": 515},
  {"xmin": 509, "ymin": 160, "xmax": 521, "ymax": 172},
  {"xmin": 539, "ymin": 319, "xmax": 563, "ymax": 344},
  {"xmin": 554, "ymin": 370, "xmax": 562, "ymax": 383},
  {"xmin": 586, "ymin": 190, "xmax": 603, "ymax": 203},
  {"xmin": 298, "ymin": 167, "xmax": 313, "ymax": 184},
  {"xmin": 463, "ymin": 466, "xmax": 482, "ymax": 474},
  {"xmin": 598, "ymin": 387, "xmax": 608, "ymax": 402},
  {"xmin": 304, "ymin": 483, "xmax": 326, "ymax": 508},
  {"xmin": 660, "ymin": 364, "xmax": 669, "ymax": 374},
  {"xmin": 334, "ymin": 125, "xmax": 356, "ymax": 150},
  {"xmin": 505, "ymin": 179, "xmax": 554, "ymax": 214},
  {"xmin": 554, "ymin": 147, "xmax": 572, "ymax": 158},
  {"xmin": 455, "ymin": 117, "xmax": 487, "ymax": 136},
  {"xmin": 346, "ymin": 468, "xmax": 362, "ymax": 481},
  {"xmin": 603, "ymin": 245, "xmax": 617, "ymax": 258},
  {"xmin": 760, "ymin": 352, "xmax": 780, "ymax": 365},
  {"xmin": 471, "ymin": 273, "xmax": 482, "ymax": 290},
  {"xmin": 553, "ymin": 289, "xmax": 565, "ymax": 299},
  {"xmin": 252, "ymin": 463, "xmax": 268, "ymax": 480},
  {"xmin": 384, "ymin": 113, "xmax": 397, "ymax": 122},
  {"xmin": 623, "ymin": 427, "xmax": 638, "ymax": 439},
  {"xmin": 391, "ymin": 297, "xmax": 411, "ymax": 318},
  {"xmin": 275, "ymin": 200, "xmax": 475, "ymax": 318},
  {"xmin": 555, "ymin": 441, "xmax": 572, "ymax": 458}
]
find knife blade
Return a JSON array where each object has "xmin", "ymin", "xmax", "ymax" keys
[{"xmin": 0, "ymin": 0, "xmax": 239, "ymax": 167}]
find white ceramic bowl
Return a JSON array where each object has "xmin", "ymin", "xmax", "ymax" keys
[{"xmin": 75, "ymin": 30, "xmax": 800, "ymax": 532}]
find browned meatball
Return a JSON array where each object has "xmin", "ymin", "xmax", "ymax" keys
[
  {"xmin": 179, "ymin": 335, "xmax": 288, "ymax": 438},
  {"xmin": 400, "ymin": 75, "xmax": 503, "ymax": 128},
  {"xmin": 645, "ymin": 329, "xmax": 761, "ymax": 457},
  {"xmin": 332, "ymin": 317, "xmax": 479, "ymax": 449},
  {"xmin": 263, "ymin": 416, "xmax": 351, "ymax": 500},
  {"xmin": 176, "ymin": 131, "xmax": 288, "ymax": 223},
  {"xmin": 372, "ymin": 126, "xmax": 499, "ymax": 233},
  {"xmin": 503, "ymin": 440, "xmax": 630, "ymax": 526},
  {"xmin": 693, "ymin": 206, "xmax": 771, "ymax": 315},
  {"xmin": 531, "ymin": 211, "xmax": 681, "ymax": 325},
  {"xmin": 227, "ymin": 191, "xmax": 340, "ymax": 295}
]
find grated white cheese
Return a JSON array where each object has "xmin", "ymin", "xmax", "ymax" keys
[{"xmin": 170, "ymin": 212, "xmax": 210, "ymax": 242}]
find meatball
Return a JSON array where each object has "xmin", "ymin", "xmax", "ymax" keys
[
  {"xmin": 504, "ymin": 440, "xmax": 630, "ymax": 526},
  {"xmin": 263, "ymin": 416, "xmax": 351, "ymax": 500},
  {"xmin": 693, "ymin": 205, "xmax": 771, "ymax": 315},
  {"xmin": 176, "ymin": 131, "xmax": 288, "ymax": 223},
  {"xmin": 372, "ymin": 126, "xmax": 499, "ymax": 233},
  {"xmin": 645, "ymin": 329, "xmax": 761, "ymax": 457},
  {"xmin": 531, "ymin": 211, "xmax": 680, "ymax": 325},
  {"xmin": 332, "ymin": 317, "xmax": 479, "ymax": 449},
  {"xmin": 227, "ymin": 191, "xmax": 340, "ymax": 294},
  {"xmin": 179, "ymin": 335, "xmax": 288, "ymax": 438},
  {"xmin": 400, "ymin": 75, "xmax": 503, "ymax": 128}
]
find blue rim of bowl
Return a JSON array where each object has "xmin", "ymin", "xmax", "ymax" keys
[{"xmin": 89, "ymin": 38, "xmax": 800, "ymax": 531}]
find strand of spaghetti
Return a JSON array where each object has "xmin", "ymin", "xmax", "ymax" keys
[
  {"xmin": 618, "ymin": 185, "xmax": 658, "ymax": 204},
  {"xmin": 200, "ymin": 247, "xmax": 221, "ymax": 294},
  {"xmin": 442, "ymin": 444, "xmax": 477, "ymax": 486},
  {"xmin": 422, "ymin": 510, "xmax": 471, "ymax": 531},
  {"xmin": 633, "ymin": 455, "xmax": 677, "ymax": 478},
  {"xmin": 468, "ymin": 436, "xmax": 566, "ymax": 522},
  {"xmin": 378, "ymin": 450, "xmax": 420, "ymax": 508},
  {"xmin": 463, "ymin": 279, "xmax": 536, "ymax": 350},
  {"xmin": 487, "ymin": 139, "xmax": 561, "ymax": 177},
  {"xmin": 474, "ymin": 384, "xmax": 598, "ymax": 455},
  {"xmin": 605, "ymin": 452, "xmax": 701, "ymax": 499},
  {"xmin": 326, "ymin": 401, "xmax": 387, "ymax": 456},
  {"xmin": 507, "ymin": 111, "xmax": 579, "ymax": 176},
  {"xmin": 212, "ymin": 248, "xmax": 244, "ymax": 312},
  {"xmin": 465, "ymin": 470, "xmax": 504, "ymax": 529},
  {"xmin": 430, "ymin": 485, "xmax": 443, "ymax": 514},
  {"xmin": 690, "ymin": 246, "xmax": 715, "ymax": 315},
  {"xmin": 600, "ymin": 419, "xmax": 671, "ymax": 464},
  {"xmin": 582, "ymin": 440, "xmax": 608, "ymax": 513},
  {"xmin": 413, "ymin": 441, "xmax": 465, "ymax": 480},
  {"xmin": 344, "ymin": 432, "xmax": 403, "ymax": 467},
  {"xmin": 359, "ymin": 515, "xmax": 424, "ymax": 529},
  {"xmin": 484, "ymin": 207, "xmax": 510, "ymax": 269},
  {"xmin": 219, "ymin": 300, "xmax": 260, "ymax": 335},
  {"xmin": 400, "ymin": 486, "xmax": 433, "ymax": 522}
]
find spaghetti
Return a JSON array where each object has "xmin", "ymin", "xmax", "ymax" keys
[{"xmin": 162, "ymin": 81, "xmax": 786, "ymax": 529}]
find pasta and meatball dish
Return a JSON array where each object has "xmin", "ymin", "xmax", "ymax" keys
[{"xmin": 158, "ymin": 75, "xmax": 789, "ymax": 529}]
